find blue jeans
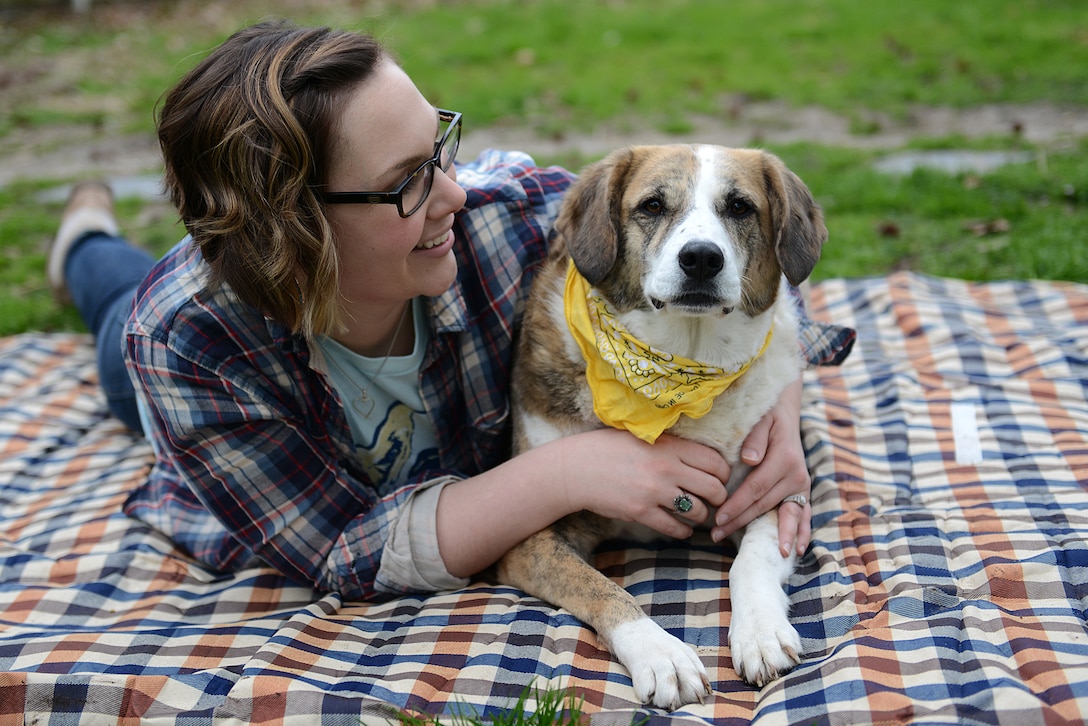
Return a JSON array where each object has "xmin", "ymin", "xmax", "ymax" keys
[{"xmin": 65, "ymin": 231, "xmax": 156, "ymax": 433}]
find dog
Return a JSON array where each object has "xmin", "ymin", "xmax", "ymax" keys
[{"xmin": 496, "ymin": 145, "xmax": 827, "ymax": 710}]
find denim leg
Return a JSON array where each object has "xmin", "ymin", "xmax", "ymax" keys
[{"xmin": 64, "ymin": 231, "xmax": 156, "ymax": 433}]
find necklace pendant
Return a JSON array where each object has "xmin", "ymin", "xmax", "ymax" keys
[{"xmin": 352, "ymin": 394, "xmax": 375, "ymax": 419}]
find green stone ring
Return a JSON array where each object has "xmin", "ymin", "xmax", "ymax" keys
[{"xmin": 673, "ymin": 492, "xmax": 694, "ymax": 514}]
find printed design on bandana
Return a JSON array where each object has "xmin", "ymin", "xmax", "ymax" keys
[
  {"xmin": 357, "ymin": 402, "xmax": 438, "ymax": 488},
  {"xmin": 592, "ymin": 306, "xmax": 725, "ymax": 403},
  {"xmin": 563, "ymin": 261, "xmax": 772, "ymax": 444}
]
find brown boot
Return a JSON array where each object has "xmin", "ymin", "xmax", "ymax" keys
[{"xmin": 48, "ymin": 181, "xmax": 120, "ymax": 304}]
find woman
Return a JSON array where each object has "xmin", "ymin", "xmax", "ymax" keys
[{"xmin": 48, "ymin": 21, "xmax": 853, "ymax": 601}]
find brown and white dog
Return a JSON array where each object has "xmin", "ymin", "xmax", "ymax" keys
[{"xmin": 497, "ymin": 145, "xmax": 827, "ymax": 709}]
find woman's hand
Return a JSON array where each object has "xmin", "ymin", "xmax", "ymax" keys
[
  {"xmin": 558, "ymin": 429, "xmax": 732, "ymax": 540},
  {"xmin": 710, "ymin": 378, "xmax": 812, "ymax": 557},
  {"xmin": 436, "ymin": 427, "xmax": 731, "ymax": 579}
]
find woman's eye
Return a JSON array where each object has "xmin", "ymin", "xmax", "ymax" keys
[
  {"xmin": 640, "ymin": 198, "xmax": 665, "ymax": 216},
  {"xmin": 401, "ymin": 170, "xmax": 423, "ymax": 192}
]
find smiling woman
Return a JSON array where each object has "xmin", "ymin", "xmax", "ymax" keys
[{"xmin": 39, "ymin": 19, "xmax": 850, "ymax": 612}]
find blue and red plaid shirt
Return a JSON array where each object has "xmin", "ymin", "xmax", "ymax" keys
[{"xmin": 124, "ymin": 149, "xmax": 855, "ymax": 602}]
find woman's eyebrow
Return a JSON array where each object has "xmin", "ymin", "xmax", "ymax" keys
[{"xmin": 373, "ymin": 110, "xmax": 443, "ymax": 188}]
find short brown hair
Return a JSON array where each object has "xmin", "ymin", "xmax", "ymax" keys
[{"xmin": 157, "ymin": 20, "xmax": 385, "ymax": 336}]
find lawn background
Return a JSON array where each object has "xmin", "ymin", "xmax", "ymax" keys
[{"xmin": 1, "ymin": 0, "xmax": 1086, "ymax": 336}]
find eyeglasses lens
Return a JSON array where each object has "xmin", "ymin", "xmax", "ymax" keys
[
  {"xmin": 402, "ymin": 117, "xmax": 460, "ymax": 216},
  {"xmin": 440, "ymin": 121, "xmax": 461, "ymax": 172},
  {"xmin": 402, "ymin": 165, "xmax": 433, "ymax": 217}
]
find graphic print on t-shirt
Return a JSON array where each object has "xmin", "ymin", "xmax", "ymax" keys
[{"xmin": 357, "ymin": 401, "xmax": 439, "ymax": 488}]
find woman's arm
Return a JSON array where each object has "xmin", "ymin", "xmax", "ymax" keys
[{"xmin": 435, "ymin": 428, "xmax": 733, "ymax": 578}]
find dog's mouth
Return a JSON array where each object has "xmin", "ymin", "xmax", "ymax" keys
[{"xmin": 650, "ymin": 294, "xmax": 734, "ymax": 316}]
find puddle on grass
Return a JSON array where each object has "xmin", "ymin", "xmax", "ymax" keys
[{"xmin": 873, "ymin": 149, "xmax": 1035, "ymax": 175}]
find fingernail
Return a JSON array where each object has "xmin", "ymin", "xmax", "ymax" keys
[
  {"xmin": 711, "ymin": 529, "xmax": 724, "ymax": 543},
  {"xmin": 781, "ymin": 542, "xmax": 792, "ymax": 558},
  {"xmin": 741, "ymin": 448, "xmax": 760, "ymax": 463}
]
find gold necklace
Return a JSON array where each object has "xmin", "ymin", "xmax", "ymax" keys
[{"xmin": 325, "ymin": 302, "xmax": 411, "ymax": 419}]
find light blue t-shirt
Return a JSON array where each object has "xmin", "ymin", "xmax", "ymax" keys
[{"xmin": 316, "ymin": 299, "xmax": 439, "ymax": 489}]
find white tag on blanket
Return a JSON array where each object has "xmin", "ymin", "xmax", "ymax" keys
[{"xmin": 951, "ymin": 402, "xmax": 984, "ymax": 465}]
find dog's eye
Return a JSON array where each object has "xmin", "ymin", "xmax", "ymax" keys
[
  {"xmin": 639, "ymin": 197, "xmax": 665, "ymax": 216},
  {"xmin": 727, "ymin": 199, "xmax": 753, "ymax": 218}
]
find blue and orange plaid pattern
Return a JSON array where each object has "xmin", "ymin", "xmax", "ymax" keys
[{"xmin": 2, "ymin": 271, "xmax": 1086, "ymax": 724}]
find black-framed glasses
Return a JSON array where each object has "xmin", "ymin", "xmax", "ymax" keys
[{"xmin": 321, "ymin": 109, "xmax": 462, "ymax": 218}]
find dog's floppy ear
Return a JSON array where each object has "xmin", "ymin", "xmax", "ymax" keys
[
  {"xmin": 762, "ymin": 152, "xmax": 828, "ymax": 286},
  {"xmin": 554, "ymin": 148, "xmax": 635, "ymax": 285}
]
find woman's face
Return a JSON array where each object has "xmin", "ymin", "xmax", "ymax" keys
[{"xmin": 323, "ymin": 59, "xmax": 467, "ymax": 320}]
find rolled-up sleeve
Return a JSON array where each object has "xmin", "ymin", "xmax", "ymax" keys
[{"xmin": 371, "ymin": 476, "xmax": 469, "ymax": 594}]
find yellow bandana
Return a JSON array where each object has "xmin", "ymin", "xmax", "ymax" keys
[{"xmin": 564, "ymin": 262, "xmax": 772, "ymax": 444}]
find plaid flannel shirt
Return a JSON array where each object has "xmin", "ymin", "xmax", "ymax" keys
[{"xmin": 124, "ymin": 149, "xmax": 855, "ymax": 602}]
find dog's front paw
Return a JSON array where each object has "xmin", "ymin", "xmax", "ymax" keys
[
  {"xmin": 609, "ymin": 617, "xmax": 711, "ymax": 710},
  {"xmin": 728, "ymin": 610, "xmax": 802, "ymax": 687}
]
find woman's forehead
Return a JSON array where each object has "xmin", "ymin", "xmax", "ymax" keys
[{"xmin": 329, "ymin": 60, "xmax": 437, "ymax": 188}]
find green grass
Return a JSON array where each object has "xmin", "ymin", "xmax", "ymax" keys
[
  {"xmin": 1, "ymin": 0, "xmax": 1086, "ymax": 337},
  {"xmin": 4, "ymin": 0, "xmax": 1087, "ymax": 144},
  {"xmin": 782, "ymin": 139, "xmax": 1088, "ymax": 282},
  {"xmin": 395, "ymin": 684, "xmax": 592, "ymax": 726},
  {"xmin": 0, "ymin": 182, "xmax": 184, "ymax": 336},
  {"xmin": 379, "ymin": 0, "xmax": 1088, "ymax": 134}
]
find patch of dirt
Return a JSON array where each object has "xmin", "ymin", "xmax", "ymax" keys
[
  {"xmin": 4, "ymin": 101, "xmax": 1087, "ymax": 190},
  {"xmin": 466, "ymin": 101, "xmax": 1088, "ymax": 159},
  {"xmin": 1, "ymin": 127, "xmax": 163, "ymax": 188}
]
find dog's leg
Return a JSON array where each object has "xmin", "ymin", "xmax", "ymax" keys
[
  {"xmin": 726, "ymin": 509, "xmax": 802, "ymax": 686},
  {"xmin": 496, "ymin": 512, "xmax": 711, "ymax": 710}
]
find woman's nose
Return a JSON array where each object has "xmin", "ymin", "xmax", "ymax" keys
[{"xmin": 436, "ymin": 162, "xmax": 467, "ymax": 212}]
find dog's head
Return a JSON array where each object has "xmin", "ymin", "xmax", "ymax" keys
[{"xmin": 552, "ymin": 144, "xmax": 827, "ymax": 317}]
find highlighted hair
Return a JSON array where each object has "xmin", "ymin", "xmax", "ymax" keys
[{"xmin": 157, "ymin": 20, "xmax": 385, "ymax": 336}]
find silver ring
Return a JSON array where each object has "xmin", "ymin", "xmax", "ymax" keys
[
  {"xmin": 781, "ymin": 494, "xmax": 808, "ymax": 508},
  {"xmin": 673, "ymin": 492, "xmax": 694, "ymax": 514}
]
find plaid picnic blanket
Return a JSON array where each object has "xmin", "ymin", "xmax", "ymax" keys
[{"xmin": 1, "ymin": 271, "xmax": 1086, "ymax": 725}]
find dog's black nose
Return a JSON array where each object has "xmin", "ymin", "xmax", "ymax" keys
[{"xmin": 678, "ymin": 241, "xmax": 724, "ymax": 282}]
